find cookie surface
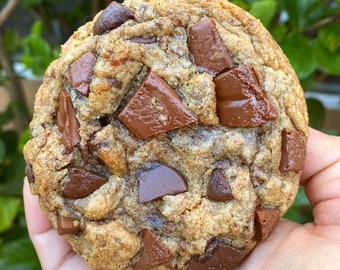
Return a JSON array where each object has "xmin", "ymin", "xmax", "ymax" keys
[{"xmin": 23, "ymin": 0, "xmax": 308, "ymax": 269}]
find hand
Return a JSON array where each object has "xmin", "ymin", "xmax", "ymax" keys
[
  {"xmin": 23, "ymin": 180, "xmax": 90, "ymax": 269},
  {"xmin": 24, "ymin": 128, "xmax": 340, "ymax": 269},
  {"xmin": 240, "ymin": 128, "xmax": 340, "ymax": 270}
]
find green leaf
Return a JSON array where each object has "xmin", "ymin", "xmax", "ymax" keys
[
  {"xmin": 20, "ymin": 21, "xmax": 58, "ymax": 76},
  {"xmin": 300, "ymin": 73, "xmax": 317, "ymax": 90},
  {"xmin": 311, "ymin": 39, "xmax": 340, "ymax": 75},
  {"xmin": 0, "ymin": 196, "xmax": 21, "ymax": 233},
  {"xmin": 318, "ymin": 22, "xmax": 340, "ymax": 53},
  {"xmin": 21, "ymin": 0, "xmax": 43, "ymax": 8},
  {"xmin": 306, "ymin": 97, "xmax": 326, "ymax": 130},
  {"xmin": 270, "ymin": 23, "xmax": 288, "ymax": 43},
  {"xmin": 283, "ymin": 0, "xmax": 327, "ymax": 31},
  {"xmin": 2, "ymin": 29, "xmax": 20, "ymax": 56},
  {"xmin": 249, "ymin": 0, "xmax": 277, "ymax": 28},
  {"xmin": 31, "ymin": 21, "xmax": 42, "ymax": 35},
  {"xmin": 0, "ymin": 237, "xmax": 40, "ymax": 270},
  {"xmin": 323, "ymin": 129, "xmax": 340, "ymax": 136},
  {"xmin": 1, "ymin": 130, "xmax": 19, "ymax": 154},
  {"xmin": 229, "ymin": 0, "xmax": 251, "ymax": 10},
  {"xmin": 0, "ymin": 151, "xmax": 26, "ymax": 188},
  {"xmin": 0, "ymin": 179, "xmax": 24, "ymax": 197},
  {"xmin": 280, "ymin": 33, "xmax": 317, "ymax": 79},
  {"xmin": 0, "ymin": 139, "xmax": 5, "ymax": 164},
  {"xmin": 18, "ymin": 128, "xmax": 31, "ymax": 152}
]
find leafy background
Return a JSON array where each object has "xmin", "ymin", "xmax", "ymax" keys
[{"xmin": 0, "ymin": 0, "xmax": 339, "ymax": 268}]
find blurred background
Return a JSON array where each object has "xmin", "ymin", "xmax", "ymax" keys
[{"xmin": 0, "ymin": 0, "xmax": 339, "ymax": 268}]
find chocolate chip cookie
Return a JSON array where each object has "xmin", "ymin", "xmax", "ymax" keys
[{"xmin": 23, "ymin": 0, "xmax": 308, "ymax": 269}]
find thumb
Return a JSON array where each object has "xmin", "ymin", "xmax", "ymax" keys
[{"xmin": 301, "ymin": 128, "xmax": 340, "ymax": 226}]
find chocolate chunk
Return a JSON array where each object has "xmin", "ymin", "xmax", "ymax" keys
[
  {"xmin": 207, "ymin": 169, "xmax": 233, "ymax": 201},
  {"xmin": 185, "ymin": 238, "xmax": 247, "ymax": 270},
  {"xmin": 188, "ymin": 18, "xmax": 234, "ymax": 74},
  {"xmin": 57, "ymin": 215, "xmax": 81, "ymax": 235},
  {"xmin": 138, "ymin": 163, "xmax": 188, "ymax": 203},
  {"xmin": 109, "ymin": 77, "xmax": 123, "ymax": 89},
  {"xmin": 128, "ymin": 36, "xmax": 158, "ymax": 44},
  {"xmin": 93, "ymin": 2, "xmax": 134, "ymax": 35},
  {"xmin": 25, "ymin": 163, "xmax": 35, "ymax": 184},
  {"xmin": 56, "ymin": 90, "xmax": 81, "ymax": 150},
  {"xmin": 280, "ymin": 129, "xmax": 307, "ymax": 172},
  {"xmin": 63, "ymin": 168, "xmax": 108, "ymax": 199},
  {"xmin": 214, "ymin": 66, "xmax": 277, "ymax": 127},
  {"xmin": 118, "ymin": 71, "xmax": 197, "ymax": 139},
  {"xmin": 65, "ymin": 52, "xmax": 97, "ymax": 96},
  {"xmin": 254, "ymin": 207, "xmax": 280, "ymax": 241},
  {"xmin": 133, "ymin": 229, "xmax": 172, "ymax": 270}
]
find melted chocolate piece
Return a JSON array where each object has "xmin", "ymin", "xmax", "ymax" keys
[
  {"xmin": 280, "ymin": 129, "xmax": 307, "ymax": 172},
  {"xmin": 254, "ymin": 207, "xmax": 280, "ymax": 241},
  {"xmin": 65, "ymin": 52, "xmax": 97, "ymax": 96},
  {"xmin": 25, "ymin": 163, "xmax": 35, "ymax": 184},
  {"xmin": 138, "ymin": 163, "xmax": 188, "ymax": 203},
  {"xmin": 128, "ymin": 36, "xmax": 158, "ymax": 44},
  {"xmin": 93, "ymin": 2, "xmax": 134, "ymax": 35},
  {"xmin": 188, "ymin": 18, "xmax": 234, "ymax": 74},
  {"xmin": 57, "ymin": 215, "xmax": 81, "ymax": 235},
  {"xmin": 214, "ymin": 66, "xmax": 277, "ymax": 127},
  {"xmin": 56, "ymin": 90, "xmax": 81, "ymax": 150},
  {"xmin": 63, "ymin": 168, "xmax": 108, "ymax": 199},
  {"xmin": 118, "ymin": 71, "xmax": 197, "ymax": 139},
  {"xmin": 207, "ymin": 169, "xmax": 233, "ymax": 201},
  {"xmin": 185, "ymin": 238, "xmax": 247, "ymax": 270},
  {"xmin": 133, "ymin": 229, "xmax": 172, "ymax": 270}
]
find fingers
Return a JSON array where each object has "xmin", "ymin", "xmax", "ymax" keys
[
  {"xmin": 23, "ymin": 178, "xmax": 90, "ymax": 270},
  {"xmin": 301, "ymin": 128, "xmax": 340, "ymax": 184},
  {"xmin": 300, "ymin": 128, "xmax": 340, "ymax": 226}
]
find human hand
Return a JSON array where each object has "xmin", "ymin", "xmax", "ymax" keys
[
  {"xmin": 23, "ymin": 180, "xmax": 90, "ymax": 269},
  {"xmin": 24, "ymin": 128, "xmax": 340, "ymax": 269},
  {"xmin": 240, "ymin": 128, "xmax": 340, "ymax": 269}
]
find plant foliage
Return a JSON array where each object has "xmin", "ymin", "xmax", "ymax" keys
[
  {"xmin": 230, "ymin": 0, "xmax": 340, "ymax": 83},
  {"xmin": 0, "ymin": 104, "xmax": 38, "ymax": 267}
]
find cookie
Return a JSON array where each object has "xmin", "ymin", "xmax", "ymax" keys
[{"xmin": 23, "ymin": 0, "xmax": 308, "ymax": 269}]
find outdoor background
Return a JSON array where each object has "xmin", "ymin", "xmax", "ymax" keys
[{"xmin": 0, "ymin": 0, "xmax": 339, "ymax": 268}]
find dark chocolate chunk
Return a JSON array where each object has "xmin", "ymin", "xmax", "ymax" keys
[
  {"xmin": 25, "ymin": 163, "xmax": 35, "ymax": 184},
  {"xmin": 280, "ymin": 129, "xmax": 307, "ymax": 172},
  {"xmin": 118, "ymin": 71, "xmax": 197, "ymax": 139},
  {"xmin": 57, "ymin": 215, "xmax": 81, "ymax": 235},
  {"xmin": 63, "ymin": 168, "xmax": 108, "ymax": 199},
  {"xmin": 56, "ymin": 90, "xmax": 81, "ymax": 150},
  {"xmin": 207, "ymin": 169, "xmax": 233, "ymax": 201},
  {"xmin": 188, "ymin": 18, "xmax": 234, "ymax": 74},
  {"xmin": 128, "ymin": 36, "xmax": 158, "ymax": 44},
  {"xmin": 214, "ymin": 66, "xmax": 277, "ymax": 127},
  {"xmin": 65, "ymin": 52, "xmax": 97, "ymax": 96},
  {"xmin": 254, "ymin": 207, "xmax": 280, "ymax": 241},
  {"xmin": 93, "ymin": 2, "xmax": 134, "ymax": 35},
  {"xmin": 133, "ymin": 229, "xmax": 172, "ymax": 270},
  {"xmin": 109, "ymin": 77, "xmax": 123, "ymax": 89},
  {"xmin": 185, "ymin": 238, "xmax": 248, "ymax": 270},
  {"xmin": 138, "ymin": 163, "xmax": 188, "ymax": 203}
]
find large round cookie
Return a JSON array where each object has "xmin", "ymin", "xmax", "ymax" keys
[{"xmin": 24, "ymin": 0, "xmax": 308, "ymax": 269}]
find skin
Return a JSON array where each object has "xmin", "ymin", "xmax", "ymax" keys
[{"xmin": 23, "ymin": 128, "xmax": 340, "ymax": 270}]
